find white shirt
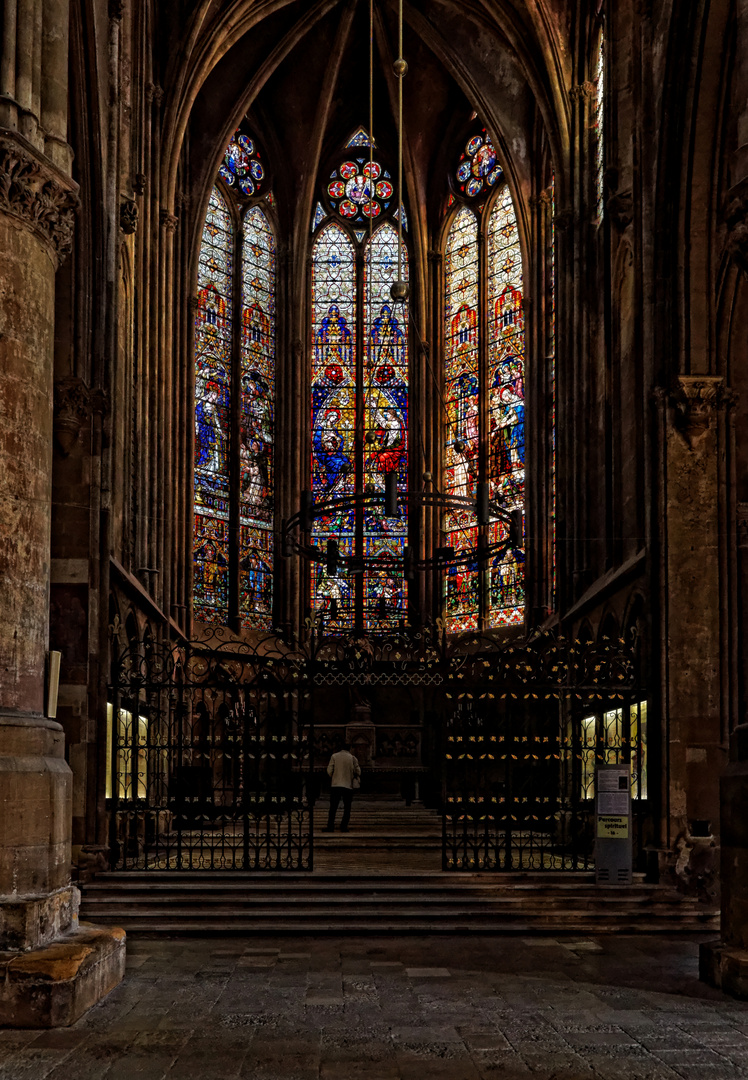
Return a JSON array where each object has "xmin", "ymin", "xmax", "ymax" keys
[{"xmin": 327, "ymin": 750, "xmax": 361, "ymax": 789}]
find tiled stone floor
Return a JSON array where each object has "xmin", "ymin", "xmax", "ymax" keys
[{"xmin": 2, "ymin": 934, "xmax": 748, "ymax": 1079}]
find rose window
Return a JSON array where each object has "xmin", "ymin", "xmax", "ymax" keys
[
  {"xmin": 455, "ymin": 131, "xmax": 503, "ymax": 198},
  {"xmin": 219, "ymin": 131, "xmax": 266, "ymax": 197},
  {"xmin": 327, "ymin": 160, "xmax": 394, "ymax": 221}
]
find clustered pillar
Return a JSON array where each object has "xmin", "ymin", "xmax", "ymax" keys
[{"xmin": 0, "ymin": 1, "xmax": 124, "ymax": 1028}]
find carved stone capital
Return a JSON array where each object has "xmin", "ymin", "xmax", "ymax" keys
[
  {"xmin": 146, "ymin": 83, "xmax": 164, "ymax": 106},
  {"xmin": 569, "ymin": 81, "xmax": 596, "ymax": 103},
  {"xmin": 188, "ymin": 295, "xmax": 200, "ymax": 313},
  {"xmin": 160, "ymin": 209, "xmax": 178, "ymax": 234},
  {"xmin": 606, "ymin": 189, "xmax": 634, "ymax": 231},
  {"xmin": 671, "ymin": 376, "xmax": 737, "ymax": 448},
  {"xmin": 553, "ymin": 208, "xmax": 574, "ymax": 232},
  {"xmin": 119, "ymin": 198, "xmax": 138, "ymax": 235},
  {"xmin": 53, "ymin": 377, "xmax": 91, "ymax": 455},
  {"xmin": 133, "ymin": 173, "xmax": 147, "ymax": 196},
  {"xmin": 725, "ymin": 177, "xmax": 748, "ymax": 273},
  {"xmin": 0, "ymin": 129, "xmax": 78, "ymax": 266},
  {"xmin": 108, "ymin": 0, "xmax": 125, "ymax": 20},
  {"xmin": 738, "ymin": 503, "xmax": 748, "ymax": 549}
]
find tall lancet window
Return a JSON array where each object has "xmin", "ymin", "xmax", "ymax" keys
[
  {"xmin": 310, "ymin": 131, "xmax": 409, "ymax": 632},
  {"xmin": 193, "ymin": 126, "xmax": 276, "ymax": 628},
  {"xmin": 443, "ymin": 129, "xmax": 525, "ymax": 632}
]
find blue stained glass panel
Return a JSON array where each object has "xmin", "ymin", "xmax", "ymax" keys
[
  {"xmin": 444, "ymin": 206, "xmax": 480, "ymax": 632},
  {"xmin": 487, "ymin": 185, "xmax": 525, "ymax": 627},
  {"xmin": 194, "ymin": 187, "xmax": 233, "ymax": 623},
  {"xmin": 240, "ymin": 206, "xmax": 276, "ymax": 629},
  {"xmin": 363, "ymin": 223, "xmax": 409, "ymax": 629},
  {"xmin": 311, "ymin": 224, "xmax": 357, "ymax": 630}
]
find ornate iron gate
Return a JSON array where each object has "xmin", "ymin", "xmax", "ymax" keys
[
  {"xmin": 108, "ymin": 633, "xmax": 313, "ymax": 870},
  {"xmin": 442, "ymin": 631, "xmax": 644, "ymax": 871}
]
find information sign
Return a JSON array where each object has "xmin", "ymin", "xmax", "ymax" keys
[{"xmin": 595, "ymin": 763, "xmax": 632, "ymax": 885}]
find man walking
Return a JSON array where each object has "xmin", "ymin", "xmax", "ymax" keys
[{"xmin": 324, "ymin": 742, "xmax": 361, "ymax": 832}]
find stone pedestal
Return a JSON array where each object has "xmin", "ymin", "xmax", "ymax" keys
[
  {"xmin": 0, "ymin": 129, "xmax": 124, "ymax": 1026},
  {"xmin": 700, "ymin": 724, "xmax": 748, "ymax": 997},
  {"xmin": 347, "ymin": 704, "xmax": 376, "ymax": 767}
]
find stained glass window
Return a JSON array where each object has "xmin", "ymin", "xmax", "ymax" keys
[
  {"xmin": 219, "ymin": 130, "xmax": 265, "ymax": 197},
  {"xmin": 364, "ymin": 223, "xmax": 408, "ymax": 630},
  {"xmin": 310, "ymin": 212, "xmax": 409, "ymax": 631},
  {"xmin": 487, "ymin": 187, "xmax": 525, "ymax": 627},
  {"xmin": 311, "ymin": 223, "xmax": 357, "ymax": 629},
  {"xmin": 443, "ymin": 177, "xmax": 525, "ymax": 631},
  {"xmin": 549, "ymin": 175, "xmax": 556, "ymax": 607},
  {"xmin": 240, "ymin": 206, "xmax": 276, "ymax": 628},
  {"xmin": 454, "ymin": 130, "xmax": 503, "ymax": 200},
  {"xmin": 194, "ymin": 130, "xmax": 277, "ymax": 630},
  {"xmin": 594, "ymin": 32, "xmax": 605, "ymax": 220},
  {"xmin": 444, "ymin": 207, "xmax": 480, "ymax": 632},
  {"xmin": 194, "ymin": 187, "xmax": 233, "ymax": 623}
]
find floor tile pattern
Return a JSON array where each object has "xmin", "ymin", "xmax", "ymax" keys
[{"xmin": 1, "ymin": 935, "xmax": 747, "ymax": 1079}]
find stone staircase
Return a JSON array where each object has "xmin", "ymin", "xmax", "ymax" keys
[
  {"xmin": 81, "ymin": 799, "xmax": 719, "ymax": 934},
  {"xmin": 79, "ymin": 872, "xmax": 719, "ymax": 934}
]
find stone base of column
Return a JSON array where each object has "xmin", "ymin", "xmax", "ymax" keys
[
  {"xmin": 0, "ymin": 886, "xmax": 80, "ymax": 951},
  {"xmin": 700, "ymin": 941, "xmax": 748, "ymax": 999},
  {"xmin": 0, "ymin": 923, "xmax": 126, "ymax": 1028}
]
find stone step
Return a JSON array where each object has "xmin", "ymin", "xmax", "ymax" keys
[{"xmin": 79, "ymin": 870, "xmax": 719, "ymax": 934}]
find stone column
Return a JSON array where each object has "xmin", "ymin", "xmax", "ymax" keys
[
  {"xmin": 0, "ymin": 129, "xmax": 123, "ymax": 1028},
  {"xmin": 655, "ymin": 377, "xmax": 734, "ymax": 897}
]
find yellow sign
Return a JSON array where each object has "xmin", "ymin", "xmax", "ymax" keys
[{"xmin": 597, "ymin": 815, "xmax": 629, "ymax": 839}]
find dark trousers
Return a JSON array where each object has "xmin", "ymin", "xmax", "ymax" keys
[{"xmin": 327, "ymin": 787, "xmax": 353, "ymax": 830}]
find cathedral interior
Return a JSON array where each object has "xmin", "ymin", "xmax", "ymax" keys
[{"xmin": 2, "ymin": 0, "xmax": 748, "ymax": 1066}]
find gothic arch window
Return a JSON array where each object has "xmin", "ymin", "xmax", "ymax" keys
[
  {"xmin": 193, "ymin": 126, "xmax": 276, "ymax": 628},
  {"xmin": 443, "ymin": 130, "xmax": 525, "ymax": 632},
  {"xmin": 310, "ymin": 132, "xmax": 409, "ymax": 632}
]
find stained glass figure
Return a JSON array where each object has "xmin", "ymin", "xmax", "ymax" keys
[
  {"xmin": 487, "ymin": 186, "xmax": 525, "ymax": 626},
  {"xmin": 363, "ymin": 223, "xmax": 409, "ymax": 629},
  {"xmin": 240, "ymin": 206, "xmax": 276, "ymax": 628},
  {"xmin": 454, "ymin": 130, "xmax": 503, "ymax": 200},
  {"xmin": 311, "ymin": 223, "xmax": 357, "ymax": 630},
  {"xmin": 194, "ymin": 187, "xmax": 233, "ymax": 623},
  {"xmin": 594, "ymin": 33, "xmax": 605, "ymax": 220},
  {"xmin": 444, "ymin": 206, "xmax": 480, "ymax": 632}
]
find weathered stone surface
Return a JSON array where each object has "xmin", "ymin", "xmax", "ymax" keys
[
  {"xmin": 0, "ymin": 924, "xmax": 125, "ymax": 1028},
  {"xmin": 0, "ymin": 715, "xmax": 73, "ymax": 905},
  {"xmin": 0, "ymin": 886, "xmax": 79, "ymax": 952}
]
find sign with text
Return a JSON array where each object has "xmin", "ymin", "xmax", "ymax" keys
[{"xmin": 595, "ymin": 764, "xmax": 632, "ymax": 885}]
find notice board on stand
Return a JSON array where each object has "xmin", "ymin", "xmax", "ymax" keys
[{"xmin": 595, "ymin": 763, "xmax": 632, "ymax": 885}]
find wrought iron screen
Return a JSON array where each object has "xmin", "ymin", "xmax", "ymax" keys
[
  {"xmin": 442, "ymin": 631, "xmax": 644, "ymax": 871},
  {"xmin": 107, "ymin": 632, "xmax": 313, "ymax": 870}
]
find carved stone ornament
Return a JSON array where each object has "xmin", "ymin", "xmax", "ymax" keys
[
  {"xmin": 160, "ymin": 209, "xmax": 178, "ymax": 233},
  {"xmin": 738, "ymin": 503, "xmax": 748, "ymax": 549},
  {"xmin": 725, "ymin": 177, "xmax": 748, "ymax": 273},
  {"xmin": 0, "ymin": 130, "xmax": 78, "ymax": 266},
  {"xmin": 120, "ymin": 197, "xmax": 138, "ymax": 235},
  {"xmin": 606, "ymin": 189, "xmax": 634, "ymax": 231},
  {"xmin": 672, "ymin": 376, "xmax": 737, "ymax": 449},
  {"xmin": 53, "ymin": 377, "xmax": 91, "ymax": 455},
  {"xmin": 133, "ymin": 173, "xmax": 147, "ymax": 196},
  {"xmin": 108, "ymin": 0, "xmax": 124, "ymax": 19},
  {"xmin": 553, "ymin": 207, "xmax": 574, "ymax": 232},
  {"xmin": 569, "ymin": 80, "xmax": 596, "ymax": 103}
]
